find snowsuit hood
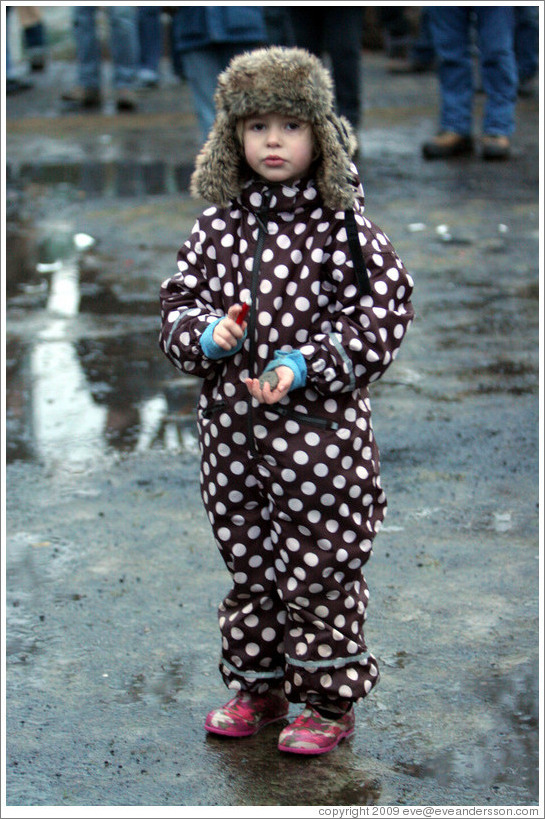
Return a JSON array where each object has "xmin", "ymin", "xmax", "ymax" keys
[{"xmin": 191, "ymin": 46, "xmax": 359, "ymax": 211}]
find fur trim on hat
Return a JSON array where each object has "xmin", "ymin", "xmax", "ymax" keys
[{"xmin": 191, "ymin": 47, "xmax": 358, "ymax": 210}]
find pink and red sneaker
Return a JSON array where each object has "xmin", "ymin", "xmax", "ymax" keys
[
  {"xmin": 205, "ymin": 690, "xmax": 289, "ymax": 737},
  {"xmin": 278, "ymin": 705, "xmax": 355, "ymax": 755}
]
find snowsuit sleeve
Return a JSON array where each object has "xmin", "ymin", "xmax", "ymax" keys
[
  {"xmin": 296, "ymin": 211, "xmax": 414, "ymax": 394},
  {"xmin": 158, "ymin": 216, "xmax": 225, "ymax": 379}
]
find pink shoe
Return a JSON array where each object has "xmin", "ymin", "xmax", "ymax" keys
[
  {"xmin": 205, "ymin": 690, "xmax": 289, "ymax": 737},
  {"xmin": 278, "ymin": 705, "xmax": 355, "ymax": 755}
]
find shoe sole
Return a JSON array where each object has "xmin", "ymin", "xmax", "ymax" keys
[
  {"xmin": 422, "ymin": 146, "xmax": 473, "ymax": 159},
  {"xmin": 205, "ymin": 711, "xmax": 289, "ymax": 738},
  {"xmin": 482, "ymin": 151, "xmax": 510, "ymax": 161},
  {"xmin": 278, "ymin": 725, "xmax": 355, "ymax": 755}
]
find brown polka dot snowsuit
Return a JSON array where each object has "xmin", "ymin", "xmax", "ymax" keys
[{"xmin": 159, "ymin": 172, "xmax": 414, "ymax": 706}]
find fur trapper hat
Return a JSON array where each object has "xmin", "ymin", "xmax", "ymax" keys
[{"xmin": 190, "ymin": 46, "xmax": 359, "ymax": 210}]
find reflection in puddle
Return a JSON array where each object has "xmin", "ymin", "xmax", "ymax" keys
[
  {"xmin": 5, "ymin": 219, "xmax": 200, "ymax": 467},
  {"xmin": 396, "ymin": 662, "xmax": 539, "ymax": 798},
  {"xmin": 9, "ymin": 160, "xmax": 194, "ymax": 199}
]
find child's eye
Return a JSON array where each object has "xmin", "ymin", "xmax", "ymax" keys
[
  {"xmin": 248, "ymin": 121, "xmax": 265, "ymax": 132},
  {"xmin": 285, "ymin": 121, "xmax": 301, "ymax": 131}
]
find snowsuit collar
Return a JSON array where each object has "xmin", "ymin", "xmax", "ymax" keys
[{"xmin": 237, "ymin": 168, "xmax": 365, "ymax": 218}]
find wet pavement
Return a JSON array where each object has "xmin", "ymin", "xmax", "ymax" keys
[{"xmin": 3, "ymin": 10, "xmax": 541, "ymax": 813}]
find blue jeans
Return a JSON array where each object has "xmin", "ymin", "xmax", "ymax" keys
[
  {"xmin": 137, "ymin": 6, "xmax": 162, "ymax": 75},
  {"xmin": 429, "ymin": 6, "xmax": 518, "ymax": 137},
  {"xmin": 182, "ymin": 44, "xmax": 260, "ymax": 143},
  {"xmin": 73, "ymin": 6, "xmax": 138, "ymax": 89}
]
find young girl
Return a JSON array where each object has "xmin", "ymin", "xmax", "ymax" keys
[{"xmin": 159, "ymin": 46, "xmax": 414, "ymax": 755}]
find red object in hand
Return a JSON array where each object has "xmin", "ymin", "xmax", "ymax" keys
[{"xmin": 236, "ymin": 302, "xmax": 250, "ymax": 325}]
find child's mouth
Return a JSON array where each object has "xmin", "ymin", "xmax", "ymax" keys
[{"xmin": 264, "ymin": 156, "xmax": 285, "ymax": 167}]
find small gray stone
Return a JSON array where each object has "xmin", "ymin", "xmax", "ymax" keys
[{"xmin": 259, "ymin": 370, "xmax": 279, "ymax": 390}]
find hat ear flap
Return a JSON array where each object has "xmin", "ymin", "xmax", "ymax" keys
[
  {"xmin": 314, "ymin": 114, "xmax": 358, "ymax": 211},
  {"xmin": 190, "ymin": 111, "xmax": 243, "ymax": 205},
  {"xmin": 332, "ymin": 114, "xmax": 359, "ymax": 158}
]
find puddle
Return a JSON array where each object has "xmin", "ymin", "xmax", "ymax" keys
[
  {"xmin": 5, "ymin": 217, "xmax": 200, "ymax": 468},
  {"xmin": 6, "ymin": 327, "xmax": 200, "ymax": 466},
  {"xmin": 114, "ymin": 659, "xmax": 188, "ymax": 706},
  {"xmin": 5, "ymin": 532, "xmax": 83, "ymax": 663},
  {"xmin": 8, "ymin": 160, "xmax": 194, "ymax": 199},
  {"xmin": 395, "ymin": 661, "xmax": 539, "ymax": 798}
]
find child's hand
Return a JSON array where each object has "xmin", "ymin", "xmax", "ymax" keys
[
  {"xmin": 212, "ymin": 304, "xmax": 247, "ymax": 351},
  {"xmin": 245, "ymin": 366, "xmax": 294, "ymax": 404}
]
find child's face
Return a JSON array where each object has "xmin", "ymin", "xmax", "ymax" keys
[{"xmin": 242, "ymin": 113, "xmax": 315, "ymax": 185}]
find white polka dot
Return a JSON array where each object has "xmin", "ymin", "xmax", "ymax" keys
[
  {"xmin": 289, "ymin": 498, "xmax": 304, "ymax": 512},
  {"xmin": 233, "ymin": 572, "xmax": 247, "ymax": 584},
  {"xmin": 315, "ymin": 605, "xmax": 329, "ymax": 618},
  {"xmin": 272, "ymin": 437, "xmax": 288, "ymax": 452},
  {"xmin": 311, "ymin": 248, "xmax": 324, "ymax": 263},
  {"xmin": 301, "ymin": 481, "xmax": 316, "ymax": 495}
]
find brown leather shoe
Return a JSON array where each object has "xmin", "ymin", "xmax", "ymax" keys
[
  {"xmin": 61, "ymin": 86, "xmax": 101, "ymax": 108},
  {"xmin": 481, "ymin": 135, "xmax": 511, "ymax": 160},
  {"xmin": 422, "ymin": 131, "xmax": 474, "ymax": 159}
]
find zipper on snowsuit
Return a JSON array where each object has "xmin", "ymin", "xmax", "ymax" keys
[
  {"xmin": 265, "ymin": 404, "xmax": 339, "ymax": 431},
  {"xmin": 247, "ymin": 190, "xmax": 272, "ymax": 456},
  {"xmin": 201, "ymin": 400, "xmax": 227, "ymax": 419}
]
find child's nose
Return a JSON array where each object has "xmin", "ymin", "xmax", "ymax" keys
[{"xmin": 267, "ymin": 127, "xmax": 282, "ymax": 145}]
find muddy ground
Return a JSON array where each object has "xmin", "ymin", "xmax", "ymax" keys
[{"xmin": 3, "ymin": 9, "xmax": 541, "ymax": 812}]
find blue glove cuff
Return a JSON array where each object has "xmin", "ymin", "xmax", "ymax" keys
[
  {"xmin": 200, "ymin": 319, "xmax": 245, "ymax": 360},
  {"xmin": 264, "ymin": 350, "xmax": 307, "ymax": 391}
]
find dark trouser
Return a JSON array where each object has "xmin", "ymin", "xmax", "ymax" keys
[
  {"xmin": 289, "ymin": 7, "xmax": 364, "ymax": 130},
  {"xmin": 199, "ymin": 410, "xmax": 383, "ymax": 707}
]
